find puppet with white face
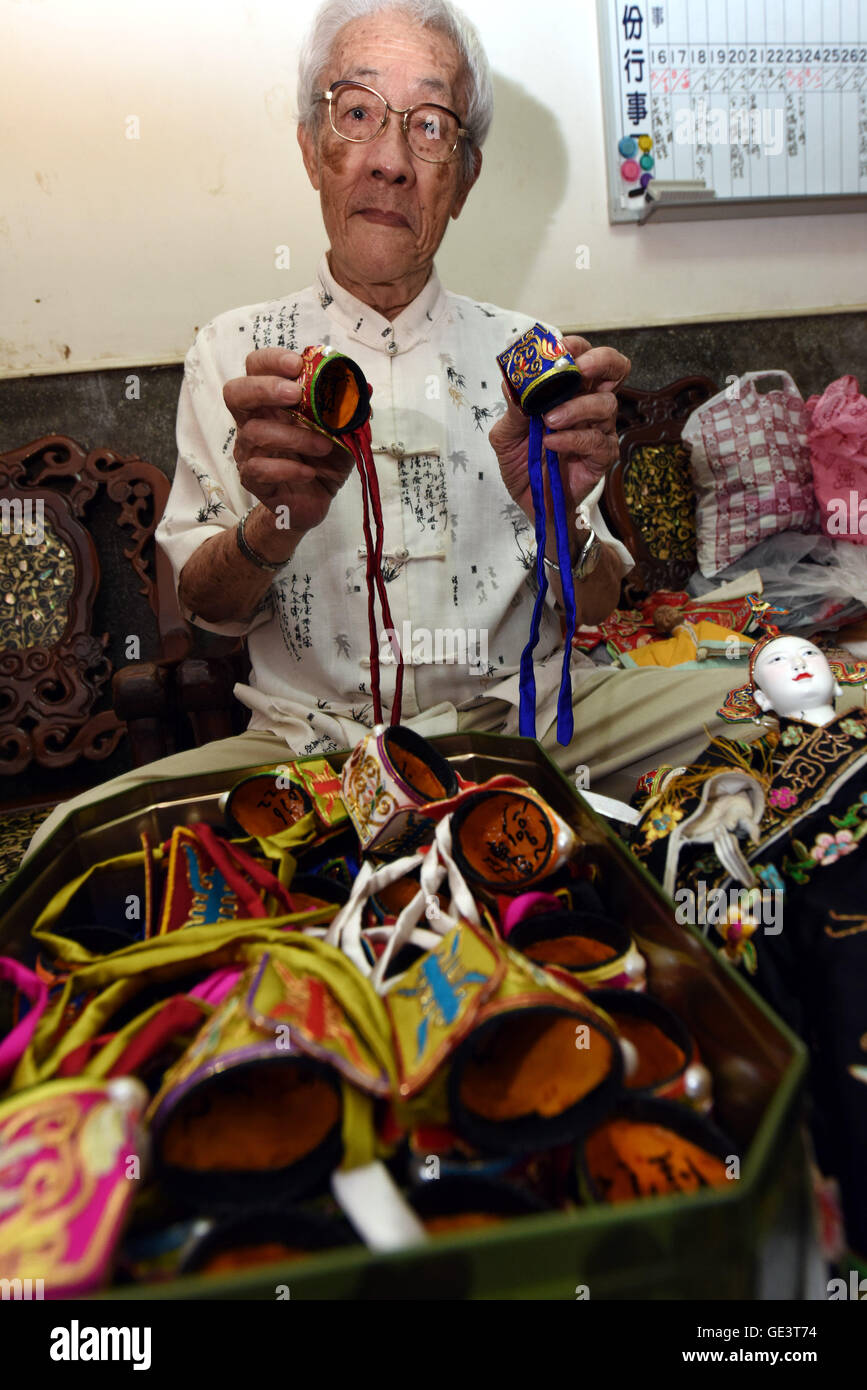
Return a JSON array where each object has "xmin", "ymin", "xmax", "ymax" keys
[
  {"xmin": 751, "ymin": 635, "xmax": 843, "ymax": 726},
  {"xmin": 715, "ymin": 629, "xmax": 862, "ymax": 729},
  {"xmin": 631, "ymin": 629, "xmax": 867, "ymax": 1258}
]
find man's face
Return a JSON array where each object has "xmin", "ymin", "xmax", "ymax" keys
[
  {"xmin": 297, "ymin": 11, "xmax": 481, "ymax": 293},
  {"xmin": 753, "ymin": 636, "xmax": 837, "ymax": 716}
]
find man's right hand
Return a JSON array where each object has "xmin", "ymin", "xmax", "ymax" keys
[{"xmin": 223, "ymin": 347, "xmax": 357, "ymax": 535}]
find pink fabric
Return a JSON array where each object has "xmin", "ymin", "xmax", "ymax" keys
[
  {"xmin": 805, "ymin": 375, "xmax": 867, "ymax": 547},
  {"xmin": 683, "ymin": 372, "xmax": 818, "ymax": 577},
  {"xmin": 0, "ymin": 1082, "xmax": 144, "ymax": 1295},
  {"xmin": 500, "ymin": 892, "xmax": 562, "ymax": 939},
  {"xmin": 0, "ymin": 957, "xmax": 48, "ymax": 1083},
  {"xmin": 188, "ymin": 965, "xmax": 244, "ymax": 1006}
]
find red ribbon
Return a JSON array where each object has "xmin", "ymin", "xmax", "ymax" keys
[
  {"xmin": 185, "ymin": 823, "xmax": 297, "ymax": 918},
  {"xmin": 343, "ymin": 420, "xmax": 404, "ymax": 726}
]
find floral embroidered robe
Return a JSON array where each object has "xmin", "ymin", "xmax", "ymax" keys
[{"xmin": 631, "ymin": 707, "xmax": 867, "ymax": 1257}]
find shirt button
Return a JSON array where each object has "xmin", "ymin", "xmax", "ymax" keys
[{"xmin": 387, "ymin": 341, "xmax": 398, "ymax": 354}]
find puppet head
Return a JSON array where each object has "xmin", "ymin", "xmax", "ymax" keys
[
  {"xmin": 752, "ymin": 635, "xmax": 840, "ymax": 723},
  {"xmin": 718, "ymin": 632, "xmax": 866, "ymax": 725}
]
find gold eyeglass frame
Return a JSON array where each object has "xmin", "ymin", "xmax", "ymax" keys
[{"xmin": 315, "ymin": 80, "xmax": 470, "ymax": 163}]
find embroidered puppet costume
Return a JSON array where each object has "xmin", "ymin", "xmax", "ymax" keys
[{"xmin": 631, "ymin": 633, "xmax": 867, "ymax": 1256}]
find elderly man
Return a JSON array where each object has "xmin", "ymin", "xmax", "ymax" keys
[{"xmin": 25, "ymin": 0, "xmax": 757, "ymax": 860}]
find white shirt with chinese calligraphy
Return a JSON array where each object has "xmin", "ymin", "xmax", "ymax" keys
[{"xmin": 155, "ymin": 255, "xmax": 632, "ymax": 757}]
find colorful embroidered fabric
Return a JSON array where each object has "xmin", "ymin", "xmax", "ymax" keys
[
  {"xmin": 574, "ymin": 589, "xmax": 759, "ymax": 660},
  {"xmin": 0, "ymin": 1077, "xmax": 148, "ymax": 1297},
  {"xmin": 157, "ymin": 824, "xmax": 299, "ymax": 931},
  {"xmin": 629, "ymin": 707, "xmax": 867, "ymax": 1255},
  {"xmin": 147, "ymin": 949, "xmax": 396, "ymax": 1179},
  {"xmin": 618, "ymin": 619, "xmax": 753, "ymax": 670},
  {"xmin": 2, "ymin": 720, "xmax": 812, "ymax": 1288},
  {"xmin": 623, "ymin": 442, "xmax": 697, "ymax": 565}
]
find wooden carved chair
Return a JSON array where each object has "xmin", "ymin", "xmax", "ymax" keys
[
  {"xmin": 605, "ymin": 376, "xmax": 719, "ymax": 606},
  {"xmin": 0, "ymin": 435, "xmax": 198, "ymax": 874}
]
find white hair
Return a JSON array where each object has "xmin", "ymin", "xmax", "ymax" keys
[{"xmin": 297, "ymin": 0, "xmax": 493, "ymax": 180}]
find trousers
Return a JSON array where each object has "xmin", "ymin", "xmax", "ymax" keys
[
  {"xmin": 24, "ymin": 664, "xmax": 863, "ymax": 863},
  {"xmin": 20, "ymin": 664, "xmax": 816, "ymax": 867}
]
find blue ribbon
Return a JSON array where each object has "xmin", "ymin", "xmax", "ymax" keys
[
  {"xmin": 517, "ymin": 414, "xmax": 577, "ymax": 745},
  {"xmin": 547, "ymin": 446, "xmax": 577, "ymax": 745},
  {"xmin": 518, "ymin": 415, "xmax": 548, "ymax": 739}
]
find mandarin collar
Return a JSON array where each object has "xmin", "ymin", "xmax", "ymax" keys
[{"xmin": 315, "ymin": 252, "xmax": 448, "ymax": 356}]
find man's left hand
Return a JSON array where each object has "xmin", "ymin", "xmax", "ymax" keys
[{"xmin": 489, "ymin": 335, "xmax": 631, "ymax": 523}]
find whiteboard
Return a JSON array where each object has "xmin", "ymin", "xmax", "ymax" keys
[{"xmin": 597, "ymin": 0, "xmax": 867, "ymax": 222}]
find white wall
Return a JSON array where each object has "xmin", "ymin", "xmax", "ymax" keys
[{"xmin": 2, "ymin": 0, "xmax": 865, "ymax": 377}]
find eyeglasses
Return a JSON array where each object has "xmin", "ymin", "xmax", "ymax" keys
[{"xmin": 315, "ymin": 81, "xmax": 469, "ymax": 164}]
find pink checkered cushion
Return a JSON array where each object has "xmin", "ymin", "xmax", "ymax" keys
[{"xmin": 682, "ymin": 372, "xmax": 818, "ymax": 577}]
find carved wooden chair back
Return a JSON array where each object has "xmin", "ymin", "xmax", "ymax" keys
[
  {"xmin": 0, "ymin": 435, "xmax": 189, "ymax": 799},
  {"xmin": 605, "ymin": 376, "xmax": 719, "ymax": 604}
]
